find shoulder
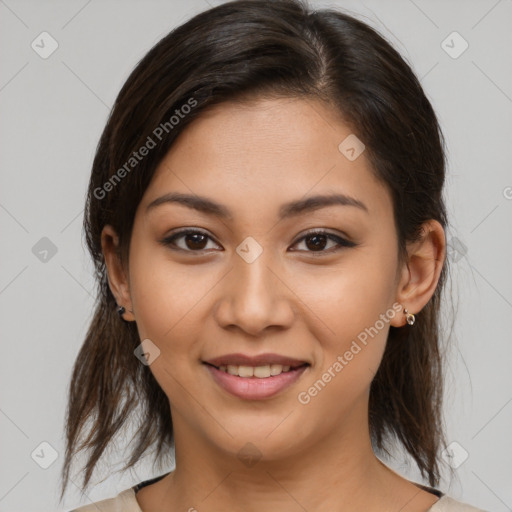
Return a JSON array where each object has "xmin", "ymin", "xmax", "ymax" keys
[
  {"xmin": 68, "ymin": 472, "xmax": 170, "ymax": 512},
  {"xmin": 429, "ymin": 495, "xmax": 489, "ymax": 512},
  {"xmin": 68, "ymin": 487, "xmax": 142, "ymax": 512}
]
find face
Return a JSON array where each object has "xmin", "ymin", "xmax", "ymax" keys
[{"xmin": 117, "ymin": 97, "xmax": 405, "ymax": 462}]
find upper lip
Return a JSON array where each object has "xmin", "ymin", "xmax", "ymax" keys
[{"xmin": 203, "ymin": 353, "xmax": 309, "ymax": 368}]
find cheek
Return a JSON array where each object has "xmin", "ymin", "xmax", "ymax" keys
[
  {"xmin": 126, "ymin": 249, "xmax": 207, "ymax": 405},
  {"xmin": 296, "ymin": 247, "xmax": 397, "ymax": 399},
  {"xmin": 301, "ymin": 248, "xmax": 397, "ymax": 340},
  {"xmin": 127, "ymin": 238, "xmax": 226, "ymax": 383},
  {"xmin": 128, "ymin": 235, "xmax": 203, "ymax": 336},
  {"xmin": 296, "ymin": 297, "xmax": 391, "ymax": 422}
]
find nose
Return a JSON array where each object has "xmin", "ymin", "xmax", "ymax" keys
[{"xmin": 213, "ymin": 246, "xmax": 295, "ymax": 337}]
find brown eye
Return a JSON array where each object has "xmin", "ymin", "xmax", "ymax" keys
[
  {"xmin": 290, "ymin": 230, "xmax": 356, "ymax": 254},
  {"xmin": 304, "ymin": 233, "xmax": 330, "ymax": 251},
  {"xmin": 161, "ymin": 229, "xmax": 221, "ymax": 253}
]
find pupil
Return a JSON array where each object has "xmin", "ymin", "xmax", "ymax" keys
[
  {"xmin": 186, "ymin": 233, "xmax": 207, "ymax": 250},
  {"xmin": 306, "ymin": 234, "xmax": 327, "ymax": 251}
]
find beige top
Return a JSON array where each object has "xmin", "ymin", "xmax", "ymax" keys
[{"xmin": 69, "ymin": 487, "xmax": 488, "ymax": 512}]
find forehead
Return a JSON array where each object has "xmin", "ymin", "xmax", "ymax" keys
[{"xmin": 140, "ymin": 97, "xmax": 392, "ymax": 221}]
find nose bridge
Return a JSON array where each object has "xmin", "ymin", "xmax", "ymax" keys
[
  {"xmin": 215, "ymin": 239, "xmax": 294, "ymax": 335},
  {"xmin": 238, "ymin": 244, "xmax": 276, "ymax": 299}
]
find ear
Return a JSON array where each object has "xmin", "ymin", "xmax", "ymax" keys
[
  {"xmin": 101, "ymin": 224, "xmax": 135, "ymax": 322},
  {"xmin": 390, "ymin": 220, "xmax": 446, "ymax": 327}
]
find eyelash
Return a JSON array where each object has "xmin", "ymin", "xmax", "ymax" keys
[{"xmin": 160, "ymin": 228, "xmax": 357, "ymax": 256}]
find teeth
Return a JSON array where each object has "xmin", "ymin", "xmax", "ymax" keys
[
  {"xmin": 217, "ymin": 363, "xmax": 295, "ymax": 378},
  {"xmin": 226, "ymin": 365, "xmax": 238, "ymax": 375},
  {"xmin": 238, "ymin": 365, "xmax": 254, "ymax": 378}
]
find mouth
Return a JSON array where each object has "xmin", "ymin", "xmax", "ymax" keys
[
  {"xmin": 202, "ymin": 353, "xmax": 310, "ymax": 400},
  {"xmin": 203, "ymin": 361, "xmax": 308, "ymax": 378}
]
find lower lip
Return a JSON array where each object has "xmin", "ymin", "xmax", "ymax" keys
[{"xmin": 204, "ymin": 364, "xmax": 308, "ymax": 400}]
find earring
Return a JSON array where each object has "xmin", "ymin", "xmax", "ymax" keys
[
  {"xmin": 117, "ymin": 304, "xmax": 135, "ymax": 321},
  {"xmin": 403, "ymin": 308, "xmax": 415, "ymax": 326}
]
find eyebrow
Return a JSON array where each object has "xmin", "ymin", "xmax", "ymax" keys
[{"xmin": 146, "ymin": 191, "xmax": 368, "ymax": 219}]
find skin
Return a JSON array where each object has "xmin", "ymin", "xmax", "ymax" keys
[{"xmin": 102, "ymin": 97, "xmax": 446, "ymax": 512}]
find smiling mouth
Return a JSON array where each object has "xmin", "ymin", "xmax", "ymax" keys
[
  {"xmin": 203, "ymin": 361, "xmax": 310, "ymax": 400},
  {"xmin": 203, "ymin": 362, "xmax": 309, "ymax": 378}
]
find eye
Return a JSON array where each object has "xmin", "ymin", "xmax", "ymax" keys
[
  {"xmin": 160, "ymin": 229, "xmax": 221, "ymax": 253},
  {"xmin": 290, "ymin": 229, "xmax": 356, "ymax": 255},
  {"xmin": 160, "ymin": 228, "xmax": 357, "ymax": 255}
]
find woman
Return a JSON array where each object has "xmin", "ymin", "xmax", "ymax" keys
[{"xmin": 62, "ymin": 0, "xmax": 486, "ymax": 510}]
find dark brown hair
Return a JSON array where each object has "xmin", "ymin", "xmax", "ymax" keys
[{"xmin": 61, "ymin": 0, "xmax": 449, "ymax": 499}]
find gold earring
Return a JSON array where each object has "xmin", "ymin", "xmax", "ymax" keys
[{"xmin": 403, "ymin": 308, "xmax": 415, "ymax": 326}]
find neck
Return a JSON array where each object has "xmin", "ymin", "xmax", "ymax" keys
[{"xmin": 150, "ymin": 404, "xmax": 409, "ymax": 511}]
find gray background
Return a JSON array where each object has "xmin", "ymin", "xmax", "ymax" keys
[{"xmin": 1, "ymin": 0, "xmax": 511, "ymax": 510}]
